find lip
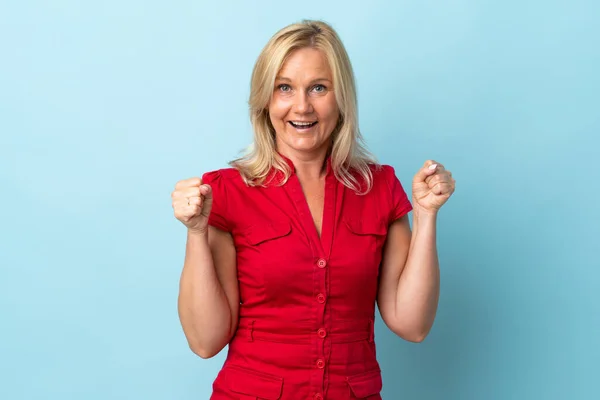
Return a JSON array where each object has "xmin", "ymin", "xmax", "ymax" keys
[{"xmin": 288, "ymin": 121, "xmax": 319, "ymax": 129}]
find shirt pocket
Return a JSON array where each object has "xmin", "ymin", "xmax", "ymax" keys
[
  {"xmin": 343, "ymin": 217, "xmax": 388, "ymax": 265},
  {"xmin": 239, "ymin": 220, "xmax": 309, "ymax": 302},
  {"xmin": 244, "ymin": 221, "xmax": 292, "ymax": 246},
  {"xmin": 344, "ymin": 218, "xmax": 387, "ymax": 237},
  {"xmin": 224, "ymin": 365, "xmax": 284, "ymax": 399},
  {"xmin": 346, "ymin": 368, "xmax": 383, "ymax": 399}
]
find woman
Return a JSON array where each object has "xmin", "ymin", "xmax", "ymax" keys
[{"xmin": 172, "ymin": 20, "xmax": 455, "ymax": 399}]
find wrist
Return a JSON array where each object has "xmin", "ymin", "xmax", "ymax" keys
[
  {"xmin": 412, "ymin": 204, "xmax": 438, "ymax": 223},
  {"xmin": 187, "ymin": 227, "xmax": 209, "ymax": 239}
]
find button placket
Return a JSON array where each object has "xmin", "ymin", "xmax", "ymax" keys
[{"xmin": 285, "ymin": 165, "xmax": 336, "ymax": 399}]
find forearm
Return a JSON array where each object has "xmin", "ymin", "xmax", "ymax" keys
[
  {"xmin": 178, "ymin": 230, "xmax": 232, "ymax": 358},
  {"xmin": 394, "ymin": 210, "xmax": 440, "ymax": 339}
]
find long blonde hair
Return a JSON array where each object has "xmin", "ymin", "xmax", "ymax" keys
[{"xmin": 230, "ymin": 19, "xmax": 378, "ymax": 194}]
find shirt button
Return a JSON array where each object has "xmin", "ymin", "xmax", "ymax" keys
[
  {"xmin": 314, "ymin": 394, "xmax": 323, "ymax": 400},
  {"xmin": 316, "ymin": 293, "xmax": 326, "ymax": 303},
  {"xmin": 316, "ymin": 359, "xmax": 325, "ymax": 369},
  {"xmin": 317, "ymin": 328, "xmax": 327, "ymax": 338},
  {"xmin": 317, "ymin": 258, "xmax": 327, "ymax": 268}
]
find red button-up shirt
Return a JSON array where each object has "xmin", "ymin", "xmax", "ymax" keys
[{"xmin": 202, "ymin": 155, "xmax": 412, "ymax": 399}]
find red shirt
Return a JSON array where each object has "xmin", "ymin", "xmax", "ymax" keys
[{"xmin": 202, "ymin": 155, "xmax": 412, "ymax": 400}]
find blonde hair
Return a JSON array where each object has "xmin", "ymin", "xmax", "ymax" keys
[{"xmin": 230, "ymin": 19, "xmax": 378, "ymax": 194}]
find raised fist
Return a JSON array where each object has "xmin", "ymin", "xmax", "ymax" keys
[
  {"xmin": 412, "ymin": 160, "xmax": 455, "ymax": 214},
  {"xmin": 171, "ymin": 177, "xmax": 213, "ymax": 234}
]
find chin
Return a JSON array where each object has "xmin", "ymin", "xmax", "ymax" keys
[
  {"xmin": 275, "ymin": 124, "xmax": 333, "ymax": 155},
  {"xmin": 286, "ymin": 136, "xmax": 325, "ymax": 152}
]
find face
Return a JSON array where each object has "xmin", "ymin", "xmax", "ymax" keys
[{"xmin": 268, "ymin": 47, "xmax": 340, "ymax": 158}]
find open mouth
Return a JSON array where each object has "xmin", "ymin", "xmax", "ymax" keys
[{"xmin": 289, "ymin": 121, "xmax": 318, "ymax": 129}]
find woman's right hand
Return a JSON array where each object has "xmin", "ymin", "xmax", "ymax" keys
[{"xmin": 171, "ymin": 177, "xmax": 213, "ymax": 234}]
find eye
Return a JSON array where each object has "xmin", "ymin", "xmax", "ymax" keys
[
  {"xmin": 277, "ymin": 84, "xmax": 291, "ymax": 92},
  {"xmin": 312, "ymin": 84, "xmax": 326, "ymax": 93}
]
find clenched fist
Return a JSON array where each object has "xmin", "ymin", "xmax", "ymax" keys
[
  {"xmin": 171, "ymin": 177, "xmax": 213, "ymax": 234},
  {"xmin": 412, "ymin": 160, "xmax": 455, "ymax": 214}
]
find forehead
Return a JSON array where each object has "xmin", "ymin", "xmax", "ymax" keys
[{"xmin": 277, "ymin": 47, "xmax": 332, "ymax": 80}]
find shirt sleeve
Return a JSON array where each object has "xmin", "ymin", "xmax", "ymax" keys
[
  {"xmin": 384, "ymin": 165, "xmax": 413, "ymax": 223},
  {"xmin": 201, "ymin": 170, "xmax": 231, "ymax": 232}
]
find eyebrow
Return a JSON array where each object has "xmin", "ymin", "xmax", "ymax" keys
[{"xmin": 276, "ymin": 76, "xmax": 332, "ymax": 84}]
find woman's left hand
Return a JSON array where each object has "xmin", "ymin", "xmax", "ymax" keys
[{"xmin": 412, "ymin": 160, "xmax": 455, "ymax": 214}]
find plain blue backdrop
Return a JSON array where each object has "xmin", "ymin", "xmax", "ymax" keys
[{"xmin": 1, "ymin": 1, "xmax": 598, "ymax": 399}]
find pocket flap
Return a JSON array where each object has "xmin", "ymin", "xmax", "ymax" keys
[
  {"xmin": 245, "ymin": 221, "xmax": 291, "ymax": 245},
  {"xmin": 225, "ymin": 366, "xmax": 283, "ymax": 399},
  {"xmin": 346, "ymin": 369, "xmax": 382, "ymax": 398},
  {"xmin": 344, "ymin": 218, "xmax": 386, "ymax": 236}
]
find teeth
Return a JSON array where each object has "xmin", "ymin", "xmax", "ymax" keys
[{"xmin": 292, "ymin": 121, "xmax": 315, "ymax": 126}]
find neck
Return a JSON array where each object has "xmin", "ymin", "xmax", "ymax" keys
[{"xmin": 279, "ymin": 148, "xmax": 329, "ymax": 181}]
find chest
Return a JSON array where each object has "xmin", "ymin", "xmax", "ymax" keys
[
  {"xmin": 229, "ymin": 176, "xmax": 390, "ymax": 305},
  {"xmin": 300, "ymin": 179, "xmax": 325, "ymax": 237}
]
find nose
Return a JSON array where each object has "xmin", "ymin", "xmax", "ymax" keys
[{"xmin": 293, "ymin": 91, "xmax": 314, "ymax": 114}]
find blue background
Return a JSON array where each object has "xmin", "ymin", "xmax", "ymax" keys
[{"xmin": 1, "ymin": 1, "xmax": 598, "ymax": 399}]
